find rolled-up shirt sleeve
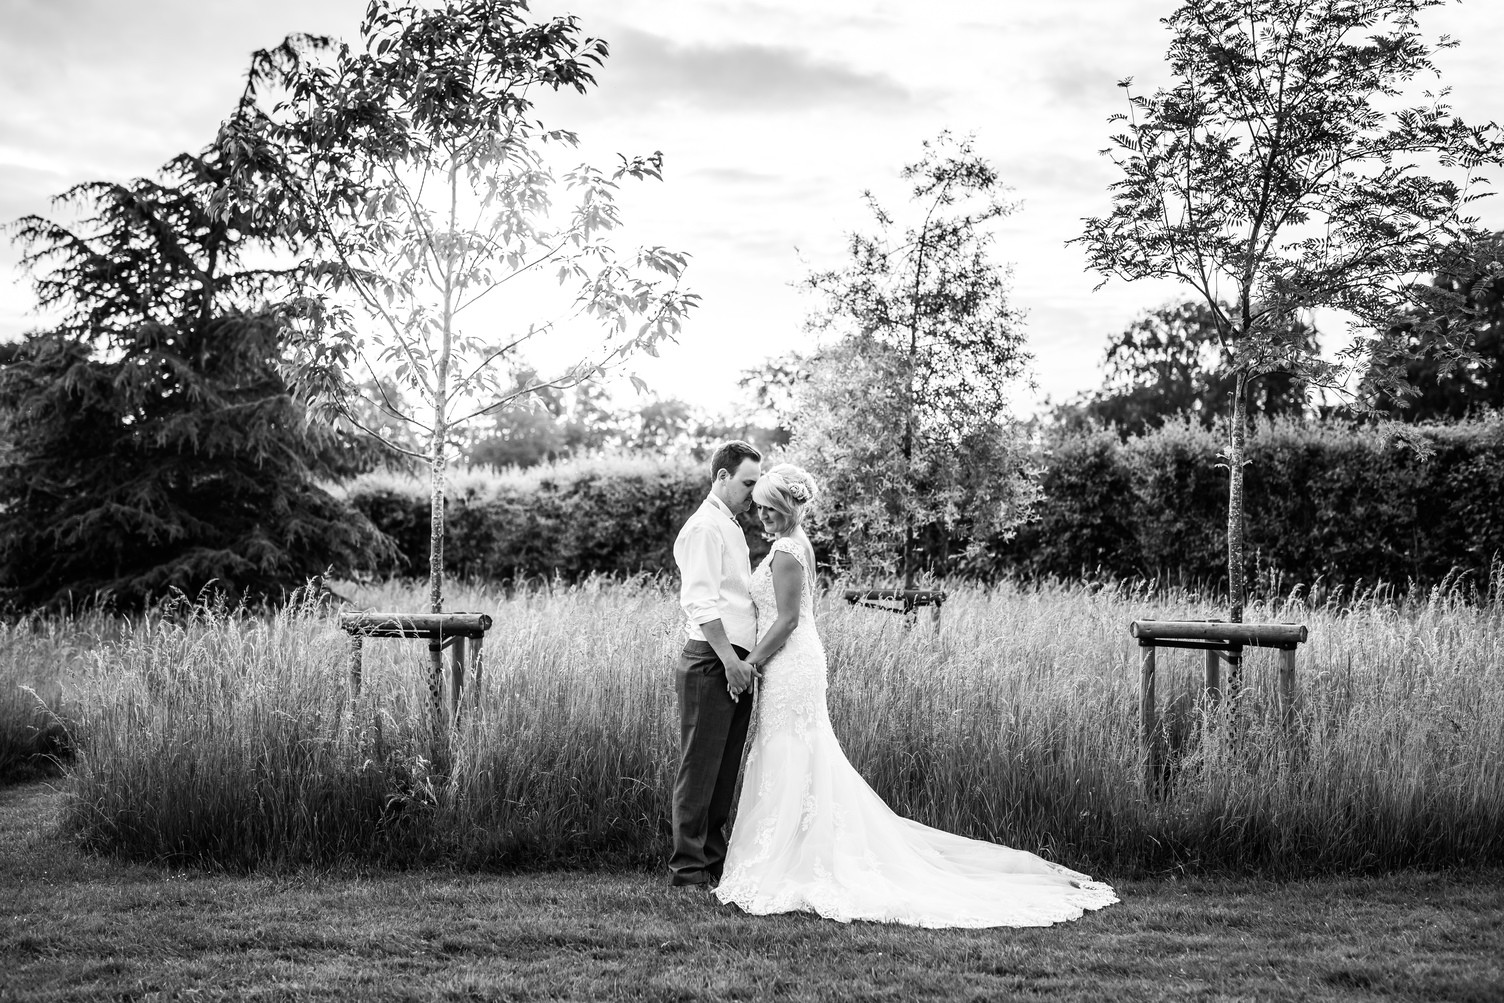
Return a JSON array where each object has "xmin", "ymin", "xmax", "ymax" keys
[{"xmin": 677, "ymin": 522, "xmax": 724, "ymax": 626}]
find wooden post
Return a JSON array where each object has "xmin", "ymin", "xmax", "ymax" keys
[
  {"xmin": 1203, "ymin": 648, "xmax": 1221, "ymax": 704},
  {"xmin": 1140, "ymin": 645, "xmax": 1160, "ymax": 796},
  {"xmin": 1278, "ymin": 647, "xmax": 1296, "ymax": 726},
  {"xmin": 449, "ymin": 636, "xmax": 467, "ymax": 726},
  {"xmin": 1226, "ymin": 650, "xmax": 1243, "ymax": 700},
  {"xmin": 469, "ymin": 634, "xmax": 485, "ymax": 718},
  {"xmin": 348, "ymin": 634, "xmax": 364, "ymax": 697},
  {"xmin": 427, "ymin": 640, "xmax": 446, "ymax": 735}
]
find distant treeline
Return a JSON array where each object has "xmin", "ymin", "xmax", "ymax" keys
[{"xmin": 345, "ymin": 416, "xmax": 1504, "ymax": 595}]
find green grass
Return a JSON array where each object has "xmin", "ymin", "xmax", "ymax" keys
[
  {"xmin": 3, "ymin": 577, "xmax": 1503, "ymax": 874},
  {"xmin": 3, "ymin": 783, "xmax": 1502, "ymax": 1003}
]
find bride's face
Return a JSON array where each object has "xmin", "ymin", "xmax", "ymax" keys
[{"xmin": 756, "ymin": 503, "xmax": 781, "ymax": 536}]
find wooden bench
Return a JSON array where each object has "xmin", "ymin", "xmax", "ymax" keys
[
  {"xmin": 843, "ymin": 588, "xmax": 948, "ymax": 625},
  {"xmin": 1129, "ymin": 619, "xmax": 1308, "ymax": 795},
  {"xmin": 339, "ymin": 611, "xmax": 492, "ymax": 728}
]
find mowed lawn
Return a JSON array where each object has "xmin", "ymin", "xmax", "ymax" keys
[{"xmin": 3, "ymin": 784, "xmax": 1502, "ymax": 1003}]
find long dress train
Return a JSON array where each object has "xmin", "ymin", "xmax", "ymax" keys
[{"xmin": 714, "ymin": 537, "xmax": 1119, "ymax": 928}]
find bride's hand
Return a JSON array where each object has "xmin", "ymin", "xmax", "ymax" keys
[{"xmin": 729, "ymin": 673, "xmax": 760, "ymax": 699}]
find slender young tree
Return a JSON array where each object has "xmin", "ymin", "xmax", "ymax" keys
[
  {"xmin": 1075, "ymin": 0, "xmax": 1504, "ymax": 621},
  {"xmin": 792, "ymin": 133, "xmax": 1034, "ymax": 587},
  {"xmin": 1, "ymin": 147, "xmax": 387, "ymax": 611},
  {"xmin": 219, "ymin": 0, "xmax": 698, "ymax": 618}
]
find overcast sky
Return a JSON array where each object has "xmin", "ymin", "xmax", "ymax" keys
[{"xmin": 3, "ymin": 0, "xmax": 1502, "ymax": 416}]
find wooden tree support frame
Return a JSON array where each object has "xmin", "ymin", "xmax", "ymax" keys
[
  {"xmin": 339, "ymin": 611, "xmax": 493, "ymax": 729},
  {"xmin": 1129, "ymin": 619, "xmax": 1308, "ymax": 796},
  {"xmin": 843, "ymin": 588, "xmax": 948, "ymax": 626}
]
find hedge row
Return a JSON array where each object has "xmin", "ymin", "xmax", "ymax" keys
[
  {"xmin": 343, "ymin": 456, "xmax": 769, "ymax": 584},
  {"xmin": 344, "ymin": 417, "xmax": 1504, "ymax": 592},
  {"xmin": 998, "ymin": 416, "xmax": 1504, "ymax": 591}
]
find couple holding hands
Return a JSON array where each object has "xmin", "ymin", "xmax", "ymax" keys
[{"xmin": 668, "ymin": 441, "xmax": 1117, "ymax": 928}]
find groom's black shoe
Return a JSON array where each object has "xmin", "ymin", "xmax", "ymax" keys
[{"xmin": 669, "ymin": 875, "xmax": 716, "ymax": 890}]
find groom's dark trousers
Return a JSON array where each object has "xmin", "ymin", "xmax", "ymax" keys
[{"xmin": 670, "ymin": 639, "xmax": 754, "ymax": 886}]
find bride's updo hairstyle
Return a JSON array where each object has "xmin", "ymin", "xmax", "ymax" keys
[{"xmin": 752, "ymin": 463, "xmax": 819, "ymax": 535}]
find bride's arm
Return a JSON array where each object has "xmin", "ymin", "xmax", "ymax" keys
[{"xmin": 745, "ymin": 551, "xmax": 803, "ymax": 666}]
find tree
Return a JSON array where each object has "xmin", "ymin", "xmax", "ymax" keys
[
  {"xmin": 461, "ymin": 380, "xmax": 783, "ymax": 469},
  {"xmin": 0, "ymin": 148, "xmax": 387, "ymax": 611},
  {"xmin": 462, "ymin": 399, "xmax": 569, "ymax": 470},
  {"xmin": 219, "ymin": 0, "xmax": 697, "ymax": 618},
  {"xmin": 1367, "ymin": 231, "xmax": 1504, "ymax": 418},
  {"xmin": 460, "ymin": 365, "xmax": 591, "ymax": 469},
  {"xmin": 1075, "ymin": 0, "xmax": 1504, "ymax": 621},
  {"xmin": 1059, "ymin": 300, "xmax": 1316, "ymax": 437},
  {"xmin": 624, "ymin": 397, "xmax": 696, "ymax": 452},
  {"xmin": 791, "ymin": 133, "xmax": 1035, "ymax": 586},
  {"xmin": 736, "ymin": 352, "xmax": 815, "ymax": 447}
]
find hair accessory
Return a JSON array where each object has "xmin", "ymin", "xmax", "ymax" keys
[{"xmin": 764, "ymin": 464, "xmax": 817, "ymax": 506}]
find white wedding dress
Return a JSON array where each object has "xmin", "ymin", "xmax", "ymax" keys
[{"xmin": 715, "ymin": 537, "xmax": 1119, "ymax": 927}]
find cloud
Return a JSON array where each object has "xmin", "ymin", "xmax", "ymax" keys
[
  {"xmin": 1036, "ymin": 59, "xmax": 1121, "ymax": 111},
  {"xmin": 993, "ymin": 149, "xmax": 1115, "ymax": 201},
  {"xmin": 0, "ymin": 163, "xmax": 70, "ymax": 222},
  {"xmin": 599, "ymin": 27, "xmax": 916, "ymax": 113},
  {"xmin": 687, "ymin": 166, "xmax": 784, "ymax": 186},
  {"xmin": 711, "ymin": 227, "xmax": 802, "ymax": 258}
]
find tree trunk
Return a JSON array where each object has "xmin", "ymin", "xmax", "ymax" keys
[
  {"xmin": 426, "ymin": 421, "xmax": 448, "ymax": 751},
  {"xmin": 903, "ymin": 519, "xmax": 916, "ymax": 590},
  {"xmin": 1226, "ymin": 369, "xmax": 1248, "ymax": 624},
  {"xmin": 429, "ymin": 163, "xmax": 459, "ymax": 618},
  {"xmin": 428, "ymin": 428, "xmax": 446, "ymax": 615},
  {"xmin": 426, "ymin": 165, "xmax": 460, "ymax": 750},
  {"xmin": 899, "ymin": 218, "xmax": 928, "ymax": 593}
]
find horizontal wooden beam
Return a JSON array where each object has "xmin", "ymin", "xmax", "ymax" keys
[
  {"xmin": 338, "ymin": 611, "xmax": 493, "ymax": 639},
  {"xmin": 1129, "ymin": 619, "xmax": 1307, "ymax": 647},
  {"xmin": 842, "ymin": 589, "xmax": 947, "ymax": 609},
  {"xmin": 1139, "ymin": 638, "xmax": 1249, "ymax": 652}
]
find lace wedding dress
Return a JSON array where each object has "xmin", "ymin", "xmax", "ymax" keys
[{"xmin": 714, "ymin": 537, "xmax": 1119, "ymax": 928}]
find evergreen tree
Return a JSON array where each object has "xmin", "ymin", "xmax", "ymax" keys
[{"xmin": 0, "ymin": 145, "xmax": 389, "ymax": 611}]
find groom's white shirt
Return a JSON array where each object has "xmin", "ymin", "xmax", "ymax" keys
[{"xmin": 674, "ymin": 492, "xmax": 756, "ymax": 650}]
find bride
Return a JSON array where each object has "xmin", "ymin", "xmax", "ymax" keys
[{"xmin": 714, "ymin": 463, "xmax": 1119, "ymax": 928}]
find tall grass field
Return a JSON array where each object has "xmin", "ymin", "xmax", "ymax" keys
[{"xmin": 3, "ymin": 578, "xmax": 1501, "ymax": 876}]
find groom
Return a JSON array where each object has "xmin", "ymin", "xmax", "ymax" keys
[{"xmin": 668, "ymin": 440, "xmax": 762, "ymax": 888}]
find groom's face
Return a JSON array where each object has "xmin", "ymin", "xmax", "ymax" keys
[{"xmin": 719, "ymin": 459, "xmax": 761, "ymax": 515}]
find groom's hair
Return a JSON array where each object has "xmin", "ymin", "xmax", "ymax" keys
[{"xmin": 710, "ymin": 440, "xmax": 761, "ymax": 481}]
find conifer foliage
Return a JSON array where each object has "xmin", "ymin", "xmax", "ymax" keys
[{"xmin": 0, "ymin": 147, "xmax": 388, "ymax": 611}]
